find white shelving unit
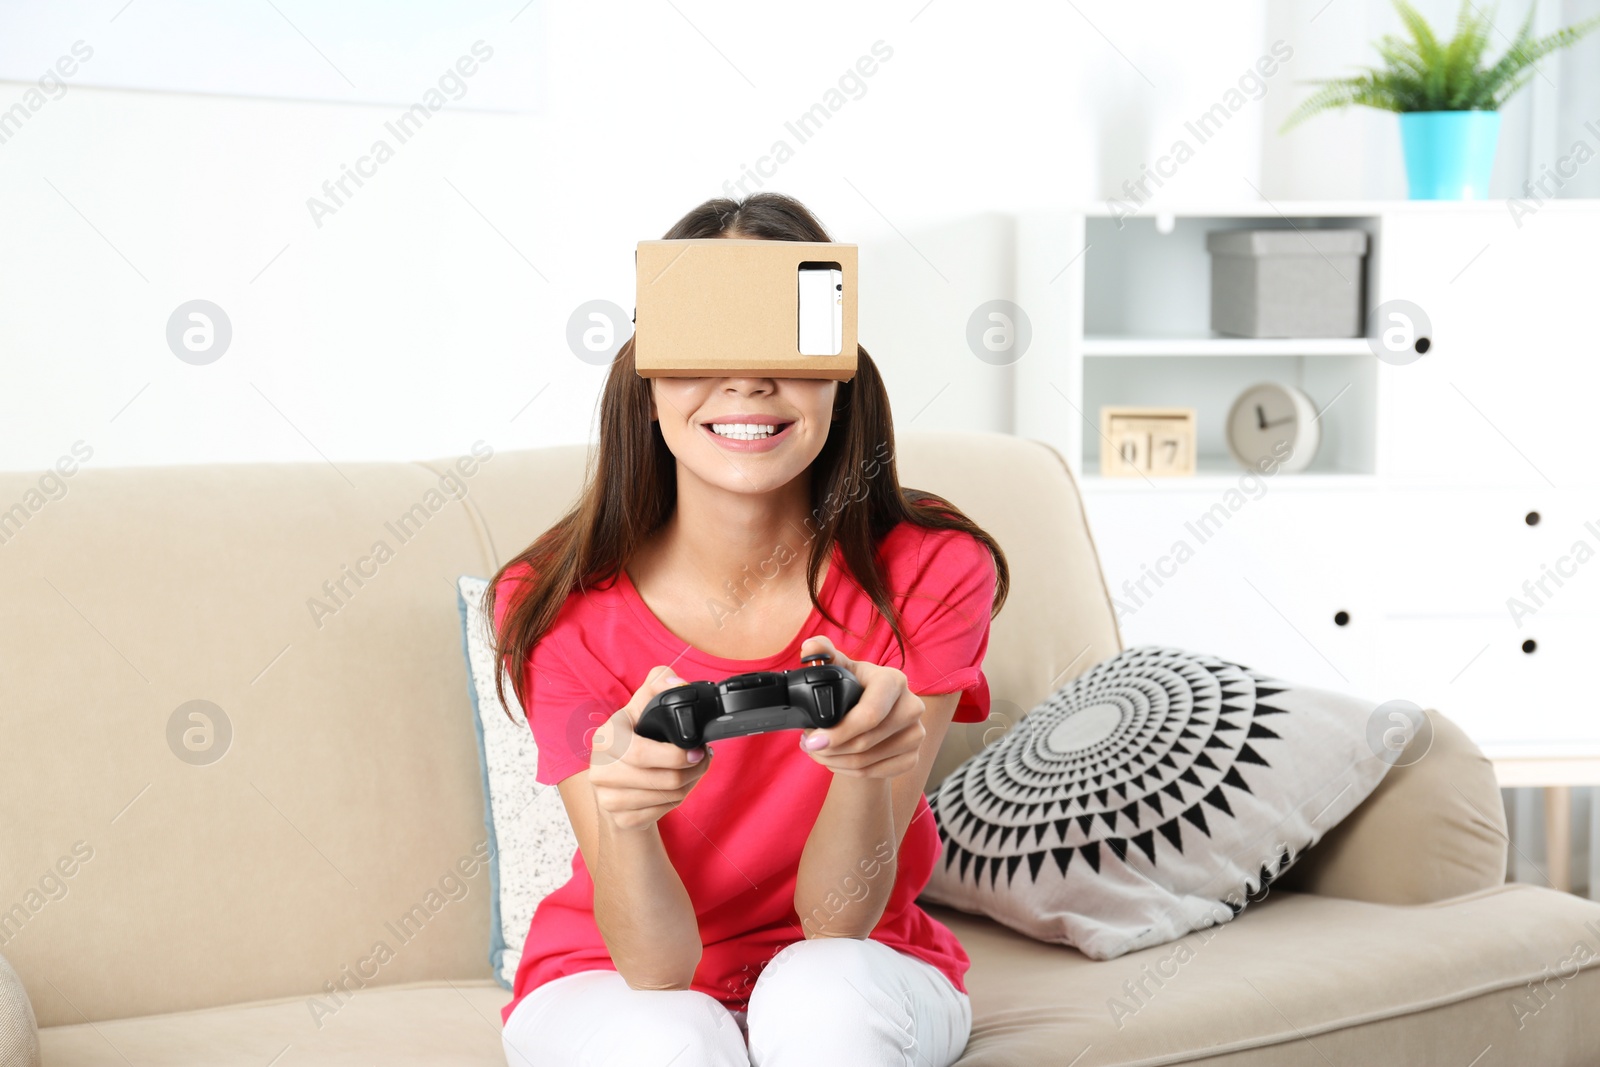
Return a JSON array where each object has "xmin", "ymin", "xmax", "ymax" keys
[
  {"xmin": 1081, "ymin": 337, "xmax": 1374, "ymax": 357},
  {"xmin": 1010, "ymin": 200, "xmax": 1600, "ymax": 751}
]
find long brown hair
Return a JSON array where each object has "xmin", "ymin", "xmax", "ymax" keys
[{"xmin": 485, "ymin": 192, "xmax": 1010, "ymax": 722}]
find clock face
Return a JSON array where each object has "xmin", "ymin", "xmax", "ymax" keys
[{"xmin": 1225, "ymin": 382, "xmax": 1319, "ymax": 473}]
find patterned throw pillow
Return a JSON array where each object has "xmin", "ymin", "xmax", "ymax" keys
[
  {"xmin": 0, "ymin": 950, "xmax": 40, "ymax": 1067},
  {"xmin": 456, "ymin": 575, "xmax": 580, "ymax": 990},
  {"xmin": 919, "ymin": 645, "xmax": 1391, "ymax": 960}
]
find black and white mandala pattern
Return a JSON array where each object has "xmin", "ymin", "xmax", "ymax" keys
[{"xmin": 929, "ymin": 646, "xmax": 1291, "ymax": 894}]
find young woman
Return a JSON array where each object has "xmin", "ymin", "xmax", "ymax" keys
[{"xmin": 486, "ymin": 192, "xmax": 1010, "ymax": 1067}]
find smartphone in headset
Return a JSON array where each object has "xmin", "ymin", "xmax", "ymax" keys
[{"xmin": 797, "ymin": 263, "xmax": 843, "ymax": 356}]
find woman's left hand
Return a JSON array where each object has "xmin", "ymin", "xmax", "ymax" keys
[{"xmin": 794, "ymin": 635, "xmax": 926, "ymax": 780}]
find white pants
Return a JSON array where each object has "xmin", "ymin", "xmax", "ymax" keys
[{"xmin": 501, "ymin": 936, "xmax": 972, "ymax": 1067}]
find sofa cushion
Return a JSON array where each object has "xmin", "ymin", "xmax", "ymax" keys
[
  {"xmin": 921, "ymin": 646, "xmax": 1389, "ymax": 959},
  {"xmin": 39, "ymin": 982, "xmax": 510, "ymax": 1067},
  {"xmin": 0, "ymin": 458, "xmax": 505, "ymax": 1027},
  {"xmin": 936, "ymin": 884, "xmax": 1600, "ymax": 1066},
  {"xmin": 37, "ymin": 888, "xmax": 1600, "ymax": 1066},
  {"xmin": 455, "ymin": 575, "xmax": 578, "ymax": 990}
]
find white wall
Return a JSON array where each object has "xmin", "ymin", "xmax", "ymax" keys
[{"xmin": 0, "ymin": 0, "xmax": 1278, "ymax": 471}]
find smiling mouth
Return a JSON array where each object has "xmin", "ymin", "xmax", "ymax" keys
[{"xmin": 705, "ymin": 422, "xmax": 793, "ymax": 440}]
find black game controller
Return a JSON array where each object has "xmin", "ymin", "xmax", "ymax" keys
[{"xmin": 635, "ymin": 653, "xmax": 863, "ymax": 749}]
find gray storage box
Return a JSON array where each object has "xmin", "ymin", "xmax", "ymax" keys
[{"xmin": 1206, "ymin": 229, "xmax": 1367, "ymax": 338}]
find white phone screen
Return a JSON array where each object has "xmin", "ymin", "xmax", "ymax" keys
[{"xmin": 797, "ymin": 263, "xmax": 843, "ymax": 356}]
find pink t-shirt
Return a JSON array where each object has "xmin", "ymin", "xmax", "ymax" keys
[{"xmin": 493, "ymin": 520, "xmax": 997, "ymax": 1023}]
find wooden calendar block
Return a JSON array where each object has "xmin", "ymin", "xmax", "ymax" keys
[{"xmin": 1099, "ymin": 406, "xmax": 1196, "ymax": 477}]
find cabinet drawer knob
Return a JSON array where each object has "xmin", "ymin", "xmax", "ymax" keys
[
  {"xmin": 1522, "ymin": 638, "xmax": 1537, "ymax": 654},
  {"xmin": 1333, "ymin": 610, "xmax": 1350, "ymax": 626},
  {"xmin": 1525, "ymin": 510, "xmax": 1541, "ymax": 526}
]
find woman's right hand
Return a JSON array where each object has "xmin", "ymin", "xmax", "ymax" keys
[{"xmin": 588, "ymin": 665, "xmax": 714, "ymax": 831}]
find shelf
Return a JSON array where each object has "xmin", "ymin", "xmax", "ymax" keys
[
  {"xmin": 1078, "ymin": 464, "xmax": 1378, "ymax": 492},
  {"xmin": 1082, "ymin": 336, "xmax": 1372, "ymax": 357},
  {"xmin": 1071, "ymin": 198, "xmax": 1600, "ymax": 218},
  {"xmin": 1076, "ymin": 200, "xmax": 1381, "ymax": 218}
]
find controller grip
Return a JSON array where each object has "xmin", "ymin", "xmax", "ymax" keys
[
  {"xmin": 632, "ymin": 706, "xmax": 677, "ymax": 745},
  {"xmin": 794, "ymin": 665, "xmax": 862, "ymax": 730},
  {"xmin": 635, "ymin": 681, "xmax": 716, "ymax": 748}
]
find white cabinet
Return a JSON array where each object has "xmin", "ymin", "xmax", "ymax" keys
[
  {"xmin": 1375, "ymin": 208, "xmax": 1600, "ymax": 489},
  {"xmin": 1372, "ymin": 486, "xmax": 1584, "ymax": 618},
  {"xmin": 1372, "ymin": 615, "xmax": 1600, "ymax": 745},
  {"xmin": 1083, "ymin": 482, "xmax": 1382, "ymax": 700},
  {"xmin": 1039, "ymin": 201, "xmax": 1600, "ymax": 750}
]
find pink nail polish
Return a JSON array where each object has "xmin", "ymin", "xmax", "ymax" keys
[{"xmin": 802, "ymin": 733, "xmax": 829, "ymax": 751}]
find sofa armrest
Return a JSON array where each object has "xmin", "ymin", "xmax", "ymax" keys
[
  {"xmin": 0, "ymin": 952, "xmax": 39, "ymax": 1067},
  {"xmin": 1277, "ymin": 707, "xmax": 1508, "ymax": 904}
]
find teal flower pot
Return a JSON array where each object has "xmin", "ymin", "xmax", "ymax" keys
[{"xmin": 1398, "ymin": 110, "xmax": 1501, "ymax": 199}]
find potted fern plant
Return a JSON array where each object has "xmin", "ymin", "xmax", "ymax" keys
[{"xmin": 1281, "ymin": 0, "xmax": 1600, "ymax": 199}]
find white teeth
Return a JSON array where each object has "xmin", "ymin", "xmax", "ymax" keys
[{"xmin": 710, "ymin": 423, "xmax": 782, "ymax": 440}]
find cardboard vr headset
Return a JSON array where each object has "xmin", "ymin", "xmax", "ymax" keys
[{"xmin": 633, "ymin": 239, "xmax": 857, "ymax": 381}]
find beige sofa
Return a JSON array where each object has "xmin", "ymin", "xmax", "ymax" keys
[{"xmin": 5, "ymin": 430, "xmax": 1600, "ymax": 1066}]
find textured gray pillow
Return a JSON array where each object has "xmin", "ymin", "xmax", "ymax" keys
[
  {"xmin": 0, "ymin": 953, "xmax": 39, "ymax": 1067},
  {"xmin": 920, "ymin": 645, "xmax": 1392, "ymax": 960},
  {"xmin": 456, "ymin": 575, "xmax": 581, "ymax": 991}
]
